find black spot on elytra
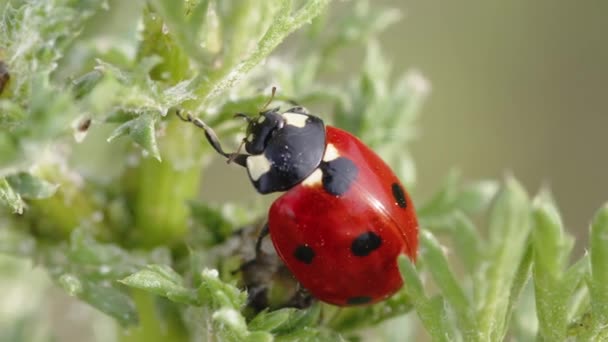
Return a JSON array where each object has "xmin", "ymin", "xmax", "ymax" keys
[
  {"xmin": 320, "ymin": 157, "xmax": 358, "ymax": 196},
  {"xmin": 347, "ymin": 296, "xmax": 372, "ymax": 305},
  {"xmin": 294, "ymin": 245, "xmax": 315, "ymax": 264},
  {"xmin": 351, "ymin": 231, "xmax": 382, "ymax": 257},
  {"xmin": 391, "ymin": 183, "xmax": 407, "ymax": 208}
]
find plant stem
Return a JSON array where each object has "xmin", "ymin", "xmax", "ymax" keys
[
  {"xmin": 27, "ymin": 165, "xmax": 103, "ymax": 239},
  {"xmin": 119, "ymin": 290, "xmax": 187, "ymax": 342},
  {"xmin": 133, "ymin": 117, "xmax": 203, "ymax": 248}
]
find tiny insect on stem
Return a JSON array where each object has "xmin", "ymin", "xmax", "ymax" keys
[{"xmin": 78, "ymin": 118, "xmax": 92, "ymax": 132}]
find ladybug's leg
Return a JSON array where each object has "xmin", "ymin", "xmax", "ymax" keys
[
  {"xmin": 175, "ymin": 110, "xmax": 248, "ymax": 167},
  {"xmin": 254, "ymin": 223, "xmax": 270, "ymax": 256},
  {"xmin": 238, "ymin": 223, "xmax": 270, "ymax": 271},
  {"xmin": 247, "ymin": 286, "xmax": 270, "ymax": 312},
  {"xmin": 283, "ymin": 285, "xmax": 314, "ymax": 309},
  {"xmin": 239, "ymin": 224, "xmax": 277, "ymax": 312}
]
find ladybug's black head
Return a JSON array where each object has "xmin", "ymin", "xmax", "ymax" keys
[
  {"xmin": 242, "ymin": 107, "xmax": 327, "ymax": 194},
  {"xmin": 240, "ymin": 107, "xmax": 285, "ymax": 155},
  {"xmin": 176, "ymin": 104, "xmax": 327, "ymax": 195}
]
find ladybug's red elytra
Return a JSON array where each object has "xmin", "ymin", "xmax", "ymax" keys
[{"xmin": 178, "ymin": 92, "xmax": 419, "ymax": 306}]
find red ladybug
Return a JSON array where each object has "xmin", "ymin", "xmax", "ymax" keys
[{"xmin": 177, "ymin": 95, "xmax": 418, "ymax": 306}]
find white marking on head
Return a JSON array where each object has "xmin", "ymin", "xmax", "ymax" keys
[
  {"xmin": 258, "ymin": 115, "xmax": 266, "ymax": 123},
  {"xmin": 247, "ymin": 155, "xmax": 272, "ymax": 181},
  {"xmin": 246, "ymin": 134, "xmax": 254, "ymax": 142},
  {"xmin": 282, "ymin": 113, "xmax": 308, "ymax": 128},
  {"xmin": 323, "ymin": 143, "xmax": 340, "ymax": 162},
  {"xmin": 301, "ymin": 168, "xmax": 323, "ymax": 187}
]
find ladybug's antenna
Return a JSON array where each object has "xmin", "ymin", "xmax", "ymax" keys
[
  {"xmin": 260, "ymin": 86, "xmax": 277, "ymax": 112},
  {"xmin": 232, "ymin": 87, "xmax": 277, "ymax": 122},
  {"xmin": 234, "ymin": 112, "xmax": 252, "ymax": 122}
]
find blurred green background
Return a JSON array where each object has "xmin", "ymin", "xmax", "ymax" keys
[
  {"xmin": 385, "ymin": 0, "xmax": 608, "ymax": 242},
  {"xmin": 2, "ymin": 1, "xmax": 607, "ymax": 340}
]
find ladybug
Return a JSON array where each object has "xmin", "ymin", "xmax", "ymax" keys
[{"xmin": 177, "ymin": 90, "xmax": 418, "ymax": 306}]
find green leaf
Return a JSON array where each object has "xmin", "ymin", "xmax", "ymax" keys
[
  {"xmin": 275, "ymin": 327, "xmax": 327, "ymax": 341},
  {"xmin": 319, "ymin": 0, "xmax": 401, "ymax": 60},
  {"xmin": 418, "ymin": 170, "xmax": 461, "ymax": 219},
  {"xmin": 81, "ymin": 280, "xmax": 139, "ymax": 327},
  {"xmin": 79, "ymin": 73, "xmax": 123, "ymax": 116},
  {"xmin": 213, "ymin": 308, "xmax": 249, "ymax": 339},
  {"xmin": 421, "ymin": 211, "xmax": 482, "ymax": 274},
  {"xmin": 249, "ymin": 309, "xmax": 294, "ymax": 332},
  {"xmin": 6, "ymin": 172, "xmax": 59, "ymax": 199},
  {"xmin": 245, "ymin": 331, "xmax": 274, "ymax": 342},
  {"xmin": 532, "ymin": 192, "xmax": 573, "ymax": 272},
  {"xmin": 566, "ymin": 270, "xmax": 590, "ymax": 323},
  {"xmin": 27, "ymin": 74, "xmax": 78, "ymax": 140},
  {"xmin": 475, "ymin": 177, "xmax": 532, "ymax": 341},
  {"xmin": 0, "ymin": 99, "xmax": 26, "ymax": 128},
  {"xmin": 1, "ymin": 1, "xmax": 96, "ymax": 98},
  {"xmin": 58, "ymin": 273, "xmax": 84, "ymax": 296},
  {"xmin": 198, "ymin": 0, "xmax": 331, "ymax": 105},
  {"xmin": 590, "ymin": 204, "xmax": 608, "ymax": 329},
  {"xmin": 0, "ymin": 178, "xmax": 25, "ymax": 214},
  {"xmin": 398, "ymin": 254, "xmax": 424, "ymax": 302},
  {"xmin": 419, "ymin": 172, "xmax": 499, "ymax": 223},
  {"xmin": 448, "ymin": 212, "xmax": 482, "ymax": 274},
  {"xmin": 563, "ymin": 257, "xmax": 588, "ymax": 299},
  {"xmin": 510, "ymin": 282, "xmax": 537, "ymax": 341},
  {"xmin": 398, "ymin": 255, "xmax": 453, "ymax": 342},
  {"xmin": 326, "ymin": 288, "xmax": 413, "ymax": 332},
  {"xmin": 455, "ymin": 180, "xmax": 499, "ymax": 214},
  {"xmin": 271, "ymin": 304, "xmax": 322, "ymax": 336},
  {"xmin": 120, "ymin": 265, "xmax": 199, "ymax": 305},
  {"xmin": 197, "ymin": 268, "xmax": 247, "ymax": 310},
  {"xmin": 505, "ymin": 243, "xmax": 534, "ymax": 339},
  {"xmin": 189, "ymin": 201, "xmax": 235, "ymax": 246},
  {"xmin": 420, "ymin": 231, "xmax": 477, "ymax": 339},
  {"xmin": 217, "ymin": 2, "xmax": 270, "ymax": 68},
  {"xmin": 107, "ymin": 112, "xmax": 161, "ymax": 161},
  {"xmin": 148, "ymin": 0, "xmax": 209, "ymax": 64},
  {"xmin": 504, "ymin": 243, "xmax": 534, "ymax": 327},
  {"xmin": 71, "ymin": 69, "xmax": 104, "ymax": 99},
  {"xmin": 34, "ymin": 229, "xmax": 153, "ymax": 327},
  {"xmin": 532, "ymin": 191, "xmax": 577, "ymax": 341},
  {"xmin": 67, "ymin": 228, "xmax": 150, "ymax": 278}
]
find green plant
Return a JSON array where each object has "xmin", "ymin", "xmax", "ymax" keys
[{"xmin": 0, "ymin": 0, "xmax": 606, "ymax": 341}]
